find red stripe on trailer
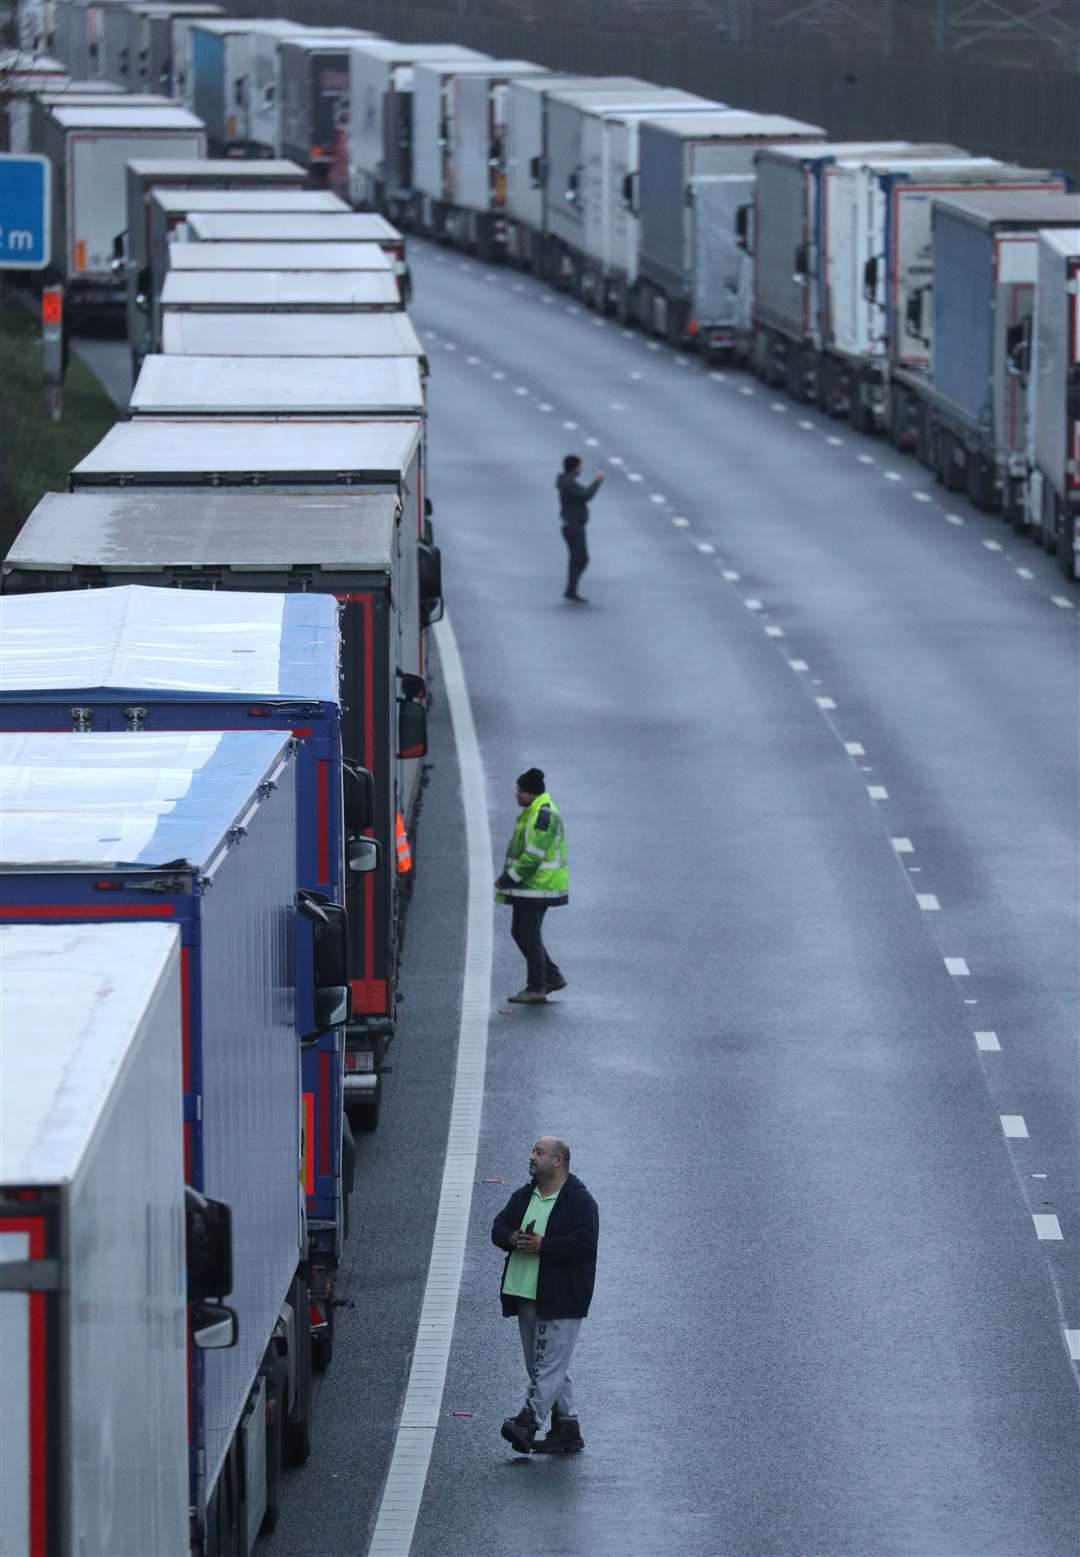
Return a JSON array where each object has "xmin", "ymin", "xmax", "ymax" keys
[
  {"xmin": 318, "ymin": 1052, "xmax": 330, "ymax": 1176},
  {"xmin": 0, "ymin": 904, "xmax": 175, "ymax": 919},
  {"xmin": 316, "ymin": 760, "xmax": 330, "ymax": 885},
  {"xmin": 359, "ymin": 595, "xmax": 375, "ymax": 991},
  {"xmin": 0, "ymin": 1216, "xmax": 47, "ymax": 1555},
  {"xmin": 303, "ymin": 1092, "xmax": 315, "ymax": 1197},
  {"xmin": 350, "ymin": 977, "xmax": 386, "ymax": 1013}
]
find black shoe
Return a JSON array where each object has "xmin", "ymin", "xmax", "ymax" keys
[
  {"xmin": 544, "ymin": 972, "xmax": 567, "ymax": 993},
  {"xmin": 500, "ymin": 1408, "xmax": 537, "ymax": 1454},
  {"xmin": 533, "ymin": 1416, "xmax": 585, "ymax": 1454},
  {"xmin": 563, "ymin": 592, "xmax": 589, "ymax": 604}
]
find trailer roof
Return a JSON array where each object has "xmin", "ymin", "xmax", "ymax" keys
[
  {"xmin": 640, "ymin": 110, "xmax": 824, "ymax": 139},
  {"xmin": 129, "ymin": 4, "xmax": 226, "ymax": 14},
  {"xmin": 0, "ymin": 923, "xmax": 182, "ymax": 1186},
  {"xmin": 49, "ymin": 105, "xmax": 205, "ymax": 130},
  {"xmin": 129, "ymin": 156, "xmax": 304, "ymax": 181},
  {"xmin": 158, "ymin": 270, "xmax": 401, "ymax": 307},
  {"xmin": 346, "ymin": 41, "xmax": 487, "ymax": 63},
  {"xmin": 0, "ymin": 586, "xmax": 341, "ymax": 700},
  {"xmin": 131, "ymin": 354, "xmax": 425, "ymax": 414},
  {"xmin": 71, "ymin": 420, "xmax": 420, "ymax": 482},
  {"xmin": 160, "ymin": 310, "xmax": 425, "ymax": 360},
  {"xmin": 0, "ymin": 50, "xmax": 67, "ymax": 76},
  {"xmin": 414, "ymin": 58, "xmax": 540, "ymax": 80},
  {"xmin": 167, "ymin": 241, "xmax": 393, "ymax": 271},
  {"xmin": 0, "ymin": 729, "xmax": 292, "ymax": 871},
  {"xmin": 757, "ymin": 140, "xmax": 915, "ymax": 164},
  {"xmin": 193, "ymin": 17, "xmax": 309, "ymax": 34},
  {"xmin": 6, "ymin": 491, "xmax": 400, "ymax": 571},
  {"xmin": 512, "ymin": 75, "xmax": 650, "ymax": 97},
  {"xmin": 186, "ymin": 212, "xmax": 401, "ymax": 242},
  {"xmin": 151, "ymin": 187, "xmax": 347, "ymax": 214},
  {"xmin": 932, "ymin": 189, "xmax": 1080, "ymax": 228},
  {"xmin": 281, "ymin": 31, "xmax": 379, "ymax": 51},
  {"xmin": 1039, "ymin": 227, "xmax": 1080, "ymax": 257}
]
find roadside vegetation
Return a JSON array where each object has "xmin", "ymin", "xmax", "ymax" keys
[{"xmin": 0, "ymin": 296, "xmax": 117, "ymax": 556}]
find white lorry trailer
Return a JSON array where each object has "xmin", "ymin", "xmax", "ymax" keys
[
  {"xmin": 440, "ymin": 60, "xmax": 548, "ymax": 257},
  {"xmin": 1031, "ymin": 227, "xmax": 1080, "ymax": 571}
]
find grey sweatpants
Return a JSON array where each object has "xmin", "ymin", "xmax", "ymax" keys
[{"xmin": 517, "ymin": 1300, "xmax": 582, "ymax": 1426}]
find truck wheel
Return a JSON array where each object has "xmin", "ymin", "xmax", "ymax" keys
[
  {"xmin": 312, "ymin": 1299, "xmax": 335, "ymax": 1375},
  {"xmin": 1057, "ymin": 516, "xmax": 1077, "ymax": 580},
  {"xmin": 284, "ymin": 1277, "xmax": 313, "ymax": 1467},
  {"xmin": 347, "ymin": 1084, "xmax": 381, "ymax": 1134},
  {"xmin": 260, "ymin": 1354, "xmax": 288, "ymax": 1536}
]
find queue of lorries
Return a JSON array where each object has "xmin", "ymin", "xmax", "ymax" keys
[{"xmin": 1, "ymin": 5, "xmax": 1078, "ymax": 1555}]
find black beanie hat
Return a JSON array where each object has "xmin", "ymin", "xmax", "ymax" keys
[{"xmin": 517, "ymin": 767, "xmax": 545, "ymax": 795}]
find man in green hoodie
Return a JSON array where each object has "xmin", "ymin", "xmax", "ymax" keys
[{"xmin": 495, "ymin": 767, "xmax": 569, "ymax": 1004}]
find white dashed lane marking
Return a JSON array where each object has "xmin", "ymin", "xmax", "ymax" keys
[
  {"xmin": 883, "ymin": 470, "xmax": 902, "ymax": 482},
  {"xmin": 857, "ymin": 453, "xmax": 875, "ymax": 465},
  {"xmin": 721, "ymin": 570, "xmax": 740, "ymax": 581},
  {"xmin": 563, "ymin": 420, "xmax": 578, "ymax": 430},
  {"xmin": 649, "ymin": 493, "xmax": 665, "ymax": 504},
  {"xmin": 797, "ymin": 419, "xmax": 814, "ymax": 430},
  {"xmin": 1016, "ymin": 567, "xmax": 1034, "ymax": 579},
  {"xmin": 709, "ymin": 371, "xmax": 726, "ymax": 382},
  {"xmin": 890, "ymin": 836, "xmax": 912, "ymax": 852},
  {"xmin": 916, "ymin": 894, "xmax": 940, "ymax": 911},
  {"xmin": 739, "ymin": 386, "xmax": 756, "ymax": 397},
  {"xmin": 815, "ymin": 696, "xmax": 836, "ymax": 710},
  {"xmin": 764, "ymin": 625, "xmax": 784, "ymax": 637},
  {"xmin": 867, "ymin": 786, "xmax": 889, "ymax": 800},
  {"xmin": 789, "ymin": 659, "xmax": 809, "ymax": 672},
  {"xmin": 697, "ymin": 541, "xmax": 716, "ymax": 553},
  {"xmin": 982, "ymin": 539, "xmax": 1003, "ymax": 552},
  {"xmin": 627, "ymin": 472, "xmax": 644, "ymax": 482},
  {"xmin": 844, "ymin": 742, "xmax": 866, "ymax": 757},
  {"xmin": 912, "ymin": 491, "xmax": 933, "ymax": 503},
  {"xmin": 945, "ymin": 513, "xmax": 965, "ymax": 525},
  {"xmin": 1034, "ymin": 1215, "xmax": 1063, "ymax": 1241},
  {"xmin": 744, "ymin": 598, "xmax": 763, "ymax": 611},
  {"xmin": 944, "ymin": 957, "xmax": 970, "ymax": 976},
  {"xmin": 671, "ymin": 517, "xmax": 690, "ymax": 528},
  {"xmin": 975, "ymin": 1031, "xmax": 1001, "ymax": 1051},
  {"xmin": 1051, "ymin": 595, "xmax": 1075, "ymax": 609},
  {"xmin": 1001, "ymin": 1115, "xmax": 1029, "ymax": 1139},
  {"xmin": 771, "ymin": 402, "xmax": 787, "ymax": 413},
  {"xmin": 827, "ymin": 435, "xmax": 844, "ymax": 446}
]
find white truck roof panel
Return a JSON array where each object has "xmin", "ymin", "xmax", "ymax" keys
[
  {"xmin": 0, "ymin": 923, "xmax": 181, "ymax": 1186},
  {"xmin": 0, "ymin": 730, "xmax": 291, "ymax": 870},
  {"xmin": 345, "ymin": 41, "xmax": 486, "ymax": 62},
  {"xmin": 73, "ymin": 419, "xmax": 419, "ymax": 479},
  {"xmin": 152, "ymin": 187, "xmax": 346, "ymax": 214},
  {"xmin": 6, "ymin": 490, "xmax": 400, "ymax": 570},
  {"xmin": 640, "ymin": 110, "xmax": 824, "ymax": 138},
  {"xmin": 161, "ymin": 310, "xmax": 423, "ymax": 358},
  {"xmin": 130, "ymin": 156, "xmax": 304, "ymax": 180},
  {"xmin": 159, "ymin": 270, "xmax": 401, "ymax": 306},
  {"xmin": 168, "ymin": 241, "xmax": 393, "ymax": 271},
  {"xmin": 0, "ymin": 587, "xmax": 341, "ymax": 700},
  {"xmin": 132, "ymin": 354, "xmax": 425, "ymax": 414},
  {"xmin": 1038, "ymin": 226, "xmax": 1080, "ymax": 258},
  {"xmin": 186, "ymin": 211, "xmax": 401, "ymax": 242},
  {"xmin": 50, "ymin": 105, "xmax": 204, "ymax": 130}
]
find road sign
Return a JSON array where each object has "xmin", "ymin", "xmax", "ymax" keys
[{"xmin": 0, "ymin": 153, "xmax": 52, "ymax": 270}]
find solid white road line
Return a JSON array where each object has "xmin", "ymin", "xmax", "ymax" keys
[
  {"xmin": 975, "ymin": 1031, "xmax": 1001, "ymax": 1051},
  {"xmin": 916, "ymin": 894, "xmax": 940, "ymax": 911},
  {"xmin": 1034, "ymin": 1214, "xmax": 1064, "ymax": 1241},
  {"xmin": 944, "ymin": 957, "xmax": 970, "ymax": 976},
  {"xmin": 367, "ymin": 613, "xmax": 494, "ymax": 1557},
  {"xmin": 890, "ymin": 837, "xmax": 913, "ymax": 852},
  {"xmin": 1000, "ymin": 1115, "xmax": 1029, "ymax": 1139}
]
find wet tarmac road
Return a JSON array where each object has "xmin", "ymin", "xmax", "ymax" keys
[{"xmin": 240, "ymin": 241, "xmax": 1077, "ymax": 1556}]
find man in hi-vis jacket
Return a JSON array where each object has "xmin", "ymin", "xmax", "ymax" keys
[
  {"xmin": 492, "ymin": 1136, "xmax": 599, "ymax": 1455},
  {"xmin": 495, "ymin": 768, "xmax": 568, "ymax": 1005}
]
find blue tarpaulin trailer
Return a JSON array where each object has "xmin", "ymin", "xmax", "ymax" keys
[{"xmin": 0, "ymin": 586, "xmax": 358, "ymax": 1358}]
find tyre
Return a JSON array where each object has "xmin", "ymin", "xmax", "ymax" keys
[
  {"xmin": 1057, "ymin": 514, "xmax": 1077, "ymax": 580},
  {"xmin": 260, "ymin": 1354, "xmax": 288, "ymax": 1536},
  {"xmin": 311, "ymin": 1298, "xmax": 335, "ymax": 1375},
  {"xmin": 284, "ymin": 1277, "xmax": 313, "ymax": 1467}
]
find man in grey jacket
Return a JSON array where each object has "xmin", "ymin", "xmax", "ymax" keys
[{"xmin": 556, "ymin": 454, "xmax": 605, "ymax": 604}]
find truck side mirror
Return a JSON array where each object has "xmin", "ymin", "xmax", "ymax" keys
[
  {"xmin": 863, "ymin": 255, "xmax": 878, "ymax": 301},
  {"xmin": 418, "ymin": 540, "xmax": 442, "ymax": 615},
  {"xmin": 735, "ymin": 203, "xmax": 750, "ymax": 252},
  {"xmin": 621, "ymin": 171, "xmax": 637, "ymax": 214},
  {"xmin": 343, "ymin": 761, "xmax": 374, "ymax": 832},
  {"xmin": 398, "ymin": 696, "xmax": 428, "ymax": 760},
  {"xmin": 185, "ymin": 1186, "xmax": 233, "ymax": 1301},
  {"xmin": 905, "ymin": 286, "xmax": 927, "ymax": 343},
  {"xmin": 529, "ymin": 155, "xmax": 544, "ymax": 189},
  {"xmin": 297, "ymin": 891, "xmax": 351, "ymax": 1038},
  {"xmin": 192, "ymin": 1302, "xmax": 238, "ymax": 1351},
  {"xmin": 565, "ymin": 169, "xmax": 579, "ymax": 206},
  {"xmin": 347, "ymin": 837, "xmax": 380, "ymax": 874},
  {"xmin": 1005, "ymin": 319, "xmax": 1027, "ymax": 375},
  {"xmin": 1067, "ymin": 364, "xmax": 1080, "ymax": 422},
  {"xmin": 794, "ymin": 241, "xmax": 808, "ymax": 276}
]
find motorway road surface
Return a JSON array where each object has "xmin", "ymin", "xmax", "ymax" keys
[{"xmin": 72, "ymin": 245, "xmax": 1080, "ymax": 1556}]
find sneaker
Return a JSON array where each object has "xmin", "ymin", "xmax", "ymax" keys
[
  {"xmin": 500, "ymin": 1408, "xmax": 538, "ymax": 1454},
  {"xmin": 533, "ymin": 1416, "xmax": 585, "ymax": 1454},
  {"xmin": 544, "ymin": 973, "xmax": 567, "ymax": 993},
  {"xmin": 507, "ymin": 988, "xmax": 547, "ymax": 1004}
]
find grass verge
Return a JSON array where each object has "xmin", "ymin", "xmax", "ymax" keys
[{"xmin": 0, "ymin": 296, "xmax": 118, "ymax": 558}]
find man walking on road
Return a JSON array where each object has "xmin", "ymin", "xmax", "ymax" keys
[
  {"xmin": 557, "ymin": 453, "xmax": 605, "ymax": 603},
  {"xmin": 495, "ymin": 768, "xmax": 568, "ymax": 1005},
  {"xmin": 492, "ymin": 1136, "xmax": 599, "ymax": 1455}
]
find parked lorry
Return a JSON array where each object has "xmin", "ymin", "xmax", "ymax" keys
[
  {"xmin": 36, "ymin": 101, "xmax": 205, "ymax": 311},
  {"xmin": 0, "ymin": 922, "xmax": 194, "ymax": 1557},
  {"xmin": 278, "ymin": 30, "xmax": 377, "ymax": 182},
  {"xmin": 160, "ymin": 307, "xmax": 427, "ymax": 365},
  {"xmin": 14, "ymin": 0, "xmax": 56, "ymax": 54},
  {"xmin": 124, "ymin": 160, "xmax": 308, "ymax": 374},
  {"xmin": 503, "ymin": 75, "xmax": 633, "ymax": 266},
  {"xmin": 410, "ymin": 58, "xmax": 538, "ymax": 238},
  {"xmin": 156, "ymin": 270, "xmax": 402, "ymax": 342},
  {"xmin": 100, "ymin": 1, "xmax": 222, "ymax": 89},
  {"xmin": 189, "ymin": 17, "xmax": 307, "ymax": 154},
  {"xmin": 0, "ymin": 726, "xmax": 333, "ymax": 1551},
  {"xmin": 1031, "ymin": 227, "xmax": 1080, "ymax": 571},
  {"xmin": 346, "ymin": 41, "xmax": 485, "ymax": 215},
  {"xmin": 634, "ymin": 110, "xmax": 824, "ymax": 344},
  {"xmin": 131, "ymin": 352, "xmax": 425, "ymax": 420},
  {"xmin": 4, "ymin": 487, "xmax": 437, "ymax": 1126},
  {"xmin": 0, "ymin": 48, "xmax": 68, "ymax": 152},
  {"xmin": 183, "ymin": 209, "xmax": 408, "ymax": 290},
  {"xmin": 439, "ymin": 59, "xmax": 548, "ymax": 256},
  {"xmin": 166, "ymin": 239, "xmax": 395, "ymax": 273},
  {"xmin": 890, "ymin": 190, "xmax": 1080, "ymax": 520},
  {"xmin": 0, "ymin": 584, "xmax": 364, "ymax": 1368},
  {"xmin": 53, "ymin": 0, "xmax": 140, "ymax": 79},
  {"xmin": 818, "ymin": 152, "xmax": 1064, "ymax": 427}
]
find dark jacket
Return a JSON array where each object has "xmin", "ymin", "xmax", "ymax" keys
[
  {"xmin": 557, "ymin": 470, "xmax": 601, "ymax": 526},
  {"xmin": 492, "ymin": 1173, "xmax": 599, "ymax": 1320}
]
